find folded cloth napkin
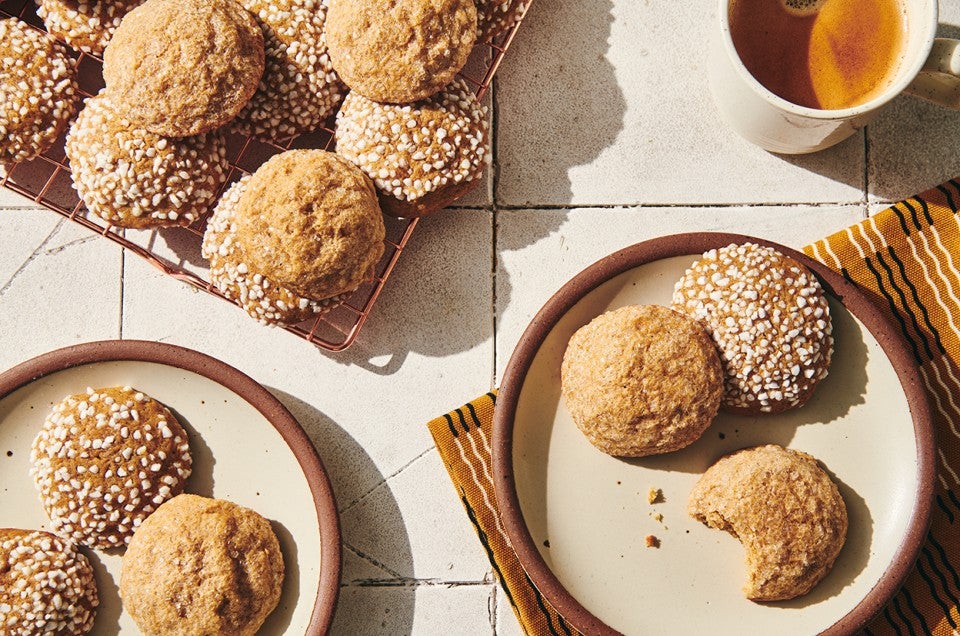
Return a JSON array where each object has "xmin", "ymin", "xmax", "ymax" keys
[{"xmin": 428, "ymin": 179, "xmax": 960, "ymax": 636}]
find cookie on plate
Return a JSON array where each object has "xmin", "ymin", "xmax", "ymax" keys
[
  {"xmin": 475, "ymin": 0, "xmax": 529, "ymax": 41},
  {"xmin": 120, "ymin": 494, "xmax": 284, "ymax": 636},
  {"xmin": 232, "ymin": 0, "xmax": 345, "ymax": 140},
  {"xmin": 102, "ymin": 0, "xmax": 264, "ymax": 137},
  {"xmin": 672, "ymin": 242, "xmax": 833, "ymax": 415},
  {"xmin": 36, "ymin": 0, "xmax": 144, "ymax": 55},
  {"xmin": 335, "ymin": 78, "xmax": 489, "ymax": 217},
  {"xmin": 202, "ymin": 149, "xmax": 385, "ymax": 325},
  {"xmin": 30, "ymin": 386, "xmax": 193, "ymax": 549},
  {"xmin": 0, "ymin": 17, "xmax": 79, "ymax": 165},
  {"xmin": 66, "ymin": 92, "xmax": 229, "ymax": 229},
  {"xmin": 326, "ymin": 0, "xmax": 477, "ymax": 104},
  {"xmin": 0, "ymin": 528, "xmax": 99, "ymax": 635},
  {"xmin": 560, "ymin": 304, "xmax": 724, "ymax": 457},
  {"xmin": 688, "ymin": 444, "xmax": 848, "ymax": 601}
]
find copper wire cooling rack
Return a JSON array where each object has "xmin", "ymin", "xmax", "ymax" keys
[{"xmin": 0, "ymin": 0, "xmax": 529, "ymax": 352}]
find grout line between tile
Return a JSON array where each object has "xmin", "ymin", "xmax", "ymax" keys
[
  {"xmin": 0, "ymin": 218, "xmax": 63, "ymax": 298},
  {"xmin": 337, "ymin": 445, "xmax": 435, "ymax": 515},
  {"xmin": 863, "ymin": 125, "xmax": 871, "ymax": 214},
  {"xmin": 341, "ymin": 577, "xmax": 493, "ymax": 588},
  {"xmin": 118, "ymin": 246, "xmax": 125, "ymax": 338},
  {"xmin": 490, "ymin": 63, "xmax": 501, "ymax": 388},
  {"xmin": 491, "ymin": 200, "xmax": 872, "ymax": 211}
]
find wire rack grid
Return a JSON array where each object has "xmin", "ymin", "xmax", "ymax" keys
[{"xmin": 0, "ymin": 0, "xmax": 529, "ymax": 351}]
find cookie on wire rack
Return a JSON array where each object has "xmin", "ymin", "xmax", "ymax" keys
[
  {"xmin": 29, "ymin": 386, "xmax": 193, "ymax": 549},
  {"xmin": 232, "ymin": 0, "xmax": 345, "ymax": 140},
  {"xmin": 0, "ymin": 17, "xmax": 79, "ymax": 165},
  {"xmin": 475, "ymin": 0, "xmax": 529, "ymax": 41},
  {"xmin": 335, "ymin": 78, "xmax": 489, "ymax": 217},
  {"xmin": 326, "ymin": 0, "xmax": 477, "ymax": 104},
  {"xmin": 202, "ymin": 149, "xmax": 385, "ymax": 325},
  {"xmin": 65, "ymin": 91, "xmax": 229, "ymax": 229},
  {"xmin": 0, "ymin": 528, "xmax": 99, "ymax": 635},
  {"xmin": 102, "ymin": 0, "xmax": 264, "ymax": 137},
  {"xmin": 36, "ymin": 0, "xmax": 144, "ymax": 56}
]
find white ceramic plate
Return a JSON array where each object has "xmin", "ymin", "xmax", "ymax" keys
[
  {"xmin": 493, "ymin": 233, "xmax": 934, "ymax": 635},
  {"xmin": 0, "ymin": 340, "xmax": 341, "ymax": 635}
]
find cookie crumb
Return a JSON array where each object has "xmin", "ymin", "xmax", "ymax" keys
[
  {"xmin": 650, "ymin": 512, "xmax": 664, "ymax": 524},
  {"xmin": 647, "ymin": 487, "xmax": 663, "ymax": 504},
  {"xmin": 645, "ymin": 535, "xmax": 660, "ymax": 548}
]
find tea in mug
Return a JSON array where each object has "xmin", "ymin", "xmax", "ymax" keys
[{"xmin": 728, "ymin": 0, "xmax": 907, "ymax": 110}]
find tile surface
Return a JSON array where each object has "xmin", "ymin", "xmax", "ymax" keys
[{"xmin": 2, "ymin": 0, "xmax": 959, "ymax": 633}]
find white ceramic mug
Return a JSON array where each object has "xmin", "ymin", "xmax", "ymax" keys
[{"xmin": 709, "ymin": 0, "xmax": 960, "ymax": 154}]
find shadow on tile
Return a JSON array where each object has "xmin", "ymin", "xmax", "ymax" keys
[
  {"xmin": 495, "ymin": 0, "xmax": 626, "ymax": 210},
  {"xmin": 272, "ymin": 389, "xmax": 416, "ymax": 636},
  {"xmin": 330, "ymin": 210, "xmax": 496, "ymax": 373}
]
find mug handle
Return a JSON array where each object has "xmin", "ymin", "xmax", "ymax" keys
[{"xmin": 904, "ymin": 38, "xmax": 960, "ymax": 109}]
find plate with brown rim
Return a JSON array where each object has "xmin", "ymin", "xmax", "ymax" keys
[
  {"xmin": 0, "ymin": 340, "xmax": 341, "ymax": 634},
  {"xmin": 492, "ymin": 232, "xmax": 935, "ymax": 635}
]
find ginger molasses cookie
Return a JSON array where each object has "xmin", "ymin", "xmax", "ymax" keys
[
  {"xmin": 326, "ymin": 0, "xmax": 477, "ymax": 104},
  {"xmin": 233, "ymin": 0, "xmax": 344, "ymax": 140},
  {"xmin": 561, "ymin": 304, "xmax": 723, "ymax": 457},
  {"xmin": 202, "ymin": 175, "xmax": 351, "ymax": 325},
  {"xmin": 66, "ymin": 92, "xmax": 228, "ymax": 229},
  {"xmin": 688, "ymin": 445, "xmax": 848, "ymax": 601},
  {"xmin": 36, "ymin": 0, "xmax": 143, "ymax": 55},
  {"xmin": 120, "ymin": 494, "xmax": 284, "ymax": 636},
  {"xmin": 30, "ymin": 386, "xmax": 192, "ymax": 549},
  {"xmin": 336, "ymin": 78, "xmax": 489, "ymax": 217},
  {"xmin": 0, "ymin": 17, "xmax": 78, "ymax": 165},
  {"xmin": 672, "ymin": 242, "xmax": 833, "ymax": 415},
  {"xmin": 475, "ymin": 0, "xmax": 529, "ymax": 41},
  {"xmin": 102, "ymin": 0, "xmax": 264, "ymax": 137},
  {"xmin": 0, "ymin": 529, "xmax": 99, "ymax": 635}
]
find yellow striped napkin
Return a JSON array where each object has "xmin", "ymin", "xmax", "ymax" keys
[{"xmin": 428, "ymin": 179, "xmax": 960, "ymax": 635}]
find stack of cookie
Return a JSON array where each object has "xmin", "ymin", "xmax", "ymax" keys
[
  {"xmin": 559, "ymin": 242, "xmax": 845, "ymax": 601},
  {"xmin": 2, "ymin": 385, "xmax": 286, "ymax": 635}
]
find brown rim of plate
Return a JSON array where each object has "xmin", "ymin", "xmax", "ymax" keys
[
  {"xmin": 0, "ymin": 339, "xmax": 342, "ymax": 636},
  {"xmin": 491, "ymin": 232, "xmax": 936, "ymax": 636}
]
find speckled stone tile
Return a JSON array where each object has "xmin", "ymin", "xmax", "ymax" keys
[
  {"xmin": 0, "ymin": 209, "xmax": 121, "ymax": 366},
  {"xmin": 332, "ymin": 583, "xmax": 494, "ymax": 636},
  {"xmin": 494, "ymin": 205, "xmax": 864, "ymax": 379},
  {"xmin": 494, "ymin": 0, "xmax": 865, "ymax": 207}
]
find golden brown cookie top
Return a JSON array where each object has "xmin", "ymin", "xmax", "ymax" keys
[
  {"xmin": 65, "ymin": 92, "xmax": 229, "ymax": 229},
  {"xmin": 102, "ymin": 0, "xmax": 265, "ymax": 137},
  {"xmin": 232, "ymin": 0, "xmax": 344, "ymax": 140},
  {"xmin": 37, "ymin": 0, "xmax": 144, "ymax": 55},
  {"xmin": 672, "ymin": 243, "xmax": 833, "ymax": 414},
  {"xmin": 561, "ymin": 304, "xmax": 724, "ymax": 457},
  {"xmin": 202, "ymin": 175, "xmax": 351, "ymax": 325},
  {"xmin": 230, "ymin": 149, "xmax": 386, "ymax": 300},
  {"xmin": 120, "ymin": 494, "xmax": 284, "ymax": 636},
  {"xmin": 0, "ymin": 17, "xmax": 79, "ymax": 164},
  {"xmin": 475, "ymin": 0, "xmax": 529, "ymax": 41},
  {"xmin": 688, "ymin": 444, "xmax": 848, "ymax": 601},
  {"xmin": 335, "ymin": 78, "xmax": 489, "ymax": 214},
  {"xmin": 326, "ymin": 0, "xmax": 477, "ymax": 103},
  {"xmin": 0, "ymin": 528, "xmax": 99, "ymax": 635},
  {"xmin": 29, "ymin": 386, "xmax": 193, "ymax": 549}
]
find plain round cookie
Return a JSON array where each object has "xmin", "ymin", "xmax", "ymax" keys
[
  {"xmin": 202, "ymin": 175, "xmax": 351, "ymax": 325},
  {"xmin": 120, "ymin": 494, "xmax": 284, "ymax": 636},
  {"xmin": 230, "ymin": 149, "xmax": 386, "ymax": 300},
  {"xmin": 0, "ymin": 529, "xmax": 99, "ymax": 635},
  {"xmin": 475, "ymin": 0, "xmax": 529, "ymax": 41},
  {"xmin": 688, "ymin": 445, "xmax": 848, "ymax": 601},
  {"xmin": 30, "ymin": 386, "xmax": 192, "ymax": 549},
  {"xmin": 326, "ymin": 0, "xmax": 477, "ymax": 104},
  {"xmin": 232, "ymin": 0, "xmax": 344, "ymax": 140},
  {"xmin": 336, "ymin": 78, "xmax": 489, "ymax": 217},
  {"xmin": 36, "ymin": 0, "xmax": 144, "ymax": 55},
  {"xmin": 102, "ymin": 0, "xmax": 264, "ymax": 137},
  {"xmin": 66, "ymin": 92, "xmax": 228, "ymax": 229},
  {"xmin": 672, "ymin": 242, "xmax": 833, "ymax": 415},
  {"xmin": 0, "ymin": 17, "xmax": 79, "ymax": 165},
  {"xmin": 561, "ymin": 304, "xmax": 724, "ymax": 457}
]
